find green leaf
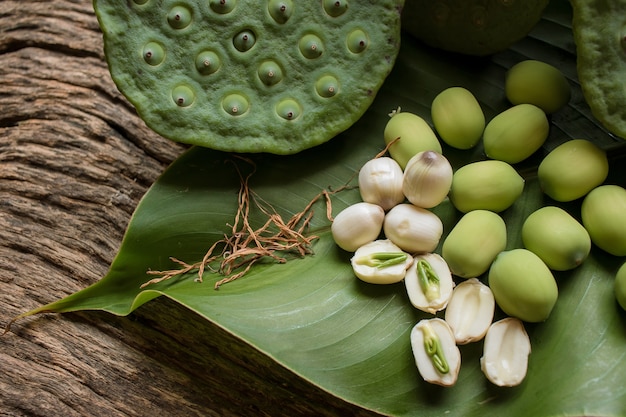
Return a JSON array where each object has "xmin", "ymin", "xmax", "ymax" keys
[{"xmin": 14, "ymin": 1, "xmax": 626, "ymax": 416}]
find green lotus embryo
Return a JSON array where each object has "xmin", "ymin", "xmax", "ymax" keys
[{"xmin": 167, "ymin": 6, "xmax": 192, "ymax": 29}]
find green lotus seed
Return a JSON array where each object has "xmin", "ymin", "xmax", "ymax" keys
[
  {"xmin": 315, "ymin": 75, "xmax": 339, "ymax": 98},
  {"xmin": 257, "ymin": 61, "xmax": 283, "ymax": 86},
  {"xmin": 581, "ymin": 185, "xmax": 626, "ymax": 256},
  {"xmin": 142, "ymin": 42, "xmax": 165, "ymax": 66},
  {"xmin": 299, "ymin": 34, "xmax": 324, "ymax": 59},
  {"xmin": 615, "ymin": 262, "xmax": 626, "ymax": 311},
  {"xmin": 323, "ymin": 0, "xmax": 349, "ymax": 17},
  {"xmin": 276, "ymin": 99, "xmax": 301, "ymax": 120},
  {"xmin": 347, "ymin": 29, "xmax": 368, "ymax": 54},
  {"xmin": 505, "ymin": 60, "xmax": 571, "ymax": 114},
  {"xmin": 233, "ymin": 30, "xmax": 256, "ymax": 52},
  {"xmin": 222, "ymin": 93, "xmax": 249, "ymax": 116},
  {"xmin": 195, "ymin": 51, "xmax": 221, "ymax": 75},
  {"xmin": 172, "ymin": 85, "xmax": 195, "ymax": 107},
  {"xmin": 210, "ymin": 0, "xmax": 236, "ymax": 14},
  {"xmin": 167, "ymin": 6, "xmax": 192, "ymax": 30},
  {"xmin": 268, "ymin": 0, "xmax": 294, "ymax": 24}
]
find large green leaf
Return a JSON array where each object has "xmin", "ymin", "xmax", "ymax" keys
[{"xmin": 14, "ymin": 1, "xmax": 626, "ymax": 416}]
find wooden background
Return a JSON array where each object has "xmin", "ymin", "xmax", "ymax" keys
[{"xmin": 0, "ymin": 1, "xmax": 380, "ymax": 415}]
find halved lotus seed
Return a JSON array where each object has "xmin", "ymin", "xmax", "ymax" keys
[
  {"xmin": 444, "ymin": 278, "xmax": 495, "ymax": 344},
  {"xmin": 315, "ymin": 75, "xmax": 340, "ymax": 98},
  {"xmin": 258, "ymin": 61, "xmax": 283, "ymax": 86},
  {"xmin": 480, "ymin": 317, "xmax": 531, "ymax": 387},
  {"xmin": 171, "ymin": 85, "xmax": 195, "ymax": 107},
  {"xmin": 299, "ymin": 34, "xmax": 324, "ymax": 59},
  {"xmin": 167, "ymin": 6, "xmax": 192, "ymax": 29},
  {"xmin": 142, "ymin": 42, "xmax": 165, "ymax": 66},
  {"xmin": 268, "ymin": 0, "xmax": 294, "ymax": 24},
  {"xmin": 323, "ymin": 0, "xmax": 349, "ymax": 17},
  {"xmin": 222, "ymin": 93, "xmax": 249, "ymax": 115},
  {"xmin": 195, "ymin": 51, "xmax": 221, "ymax": 75},
  {"xmin": 347, "ymin": 29, "xmax": 368, "ymax": 54},
  {"xmin": 404, "ymin": 253, "xmax": 454, "ymax": 314},
  {"xmin": 233, "ymin": 30, "xmax": 256, "ymax": 52},
  {"xmin": 350, "ymin": 239, "xmax": 413, "ymax": 284},
  {"xmin": 276, "ymin": 99, "xmax": 301, "ymax": 120},
  {"xmin": 210, "ymin": 0, "xmax": 236, "ymax": 14},
  {"xmin": 411, "ymin": 318, "xmax": 461, "ymax": 387}
]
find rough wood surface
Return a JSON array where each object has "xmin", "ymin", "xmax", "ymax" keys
[{"xmin": 0, "ymin": 2, "xmax": 380, "ymax": 416}]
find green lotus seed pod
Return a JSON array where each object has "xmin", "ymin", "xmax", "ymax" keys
[
  {"xmin": 488, "ymin": 249, "xmax": 558, "ymax": 323},
  {"xmin": 431, "ymin": 87, "xmax": 485, "ymax": 150},
  {"xmin": 448, "ymin": 160, "xmax": 524, "ymax": 213},
  {"xmin": 483, "ymin": 104, "xmax": 549, "ymax": 164},
  {"xmin": 581, "ymin": 185, "xmax": 626, "ymax": 256},
  {"xmin": 383, "ymin": 111, "xmax": 442, "ymax": 169},
  {"xmin": 94, "ymin": 0, "xmax": 402, "ymax": 154},
  {"xmin": 537, "ymin": 139, "xmax": 609, "ymax": 202},
  {"xmin": 505, "ymin": 60, "xmax": 571, "ymax": 114},
  {"xmin": 442, "ymin": 210, "xmax": 507, "ymax": 278},
  {"xmin": 615, "ymin": 262, "xmax": 626, "ymax": 311},
  {"xmin": 522, "ymin": 206, "xmax": 591, "ymax": 271}
]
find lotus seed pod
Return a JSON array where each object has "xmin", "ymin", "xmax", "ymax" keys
[
  {"xmin": 331, "ymin": 202, "xmax": 385, "ymax": 252},
  {"xmin": 431, "ymin": 87, "xmax": 485, "ymax": 149},
  {"xmin": 445, "ymin": 278, "xmax": 495, "ymax": 345},
  {"xmin": 480, "ymin": 317, "xmax": 531, "ymax": 387},
  {"xmin": 505, "ymin": 60, "xmax": 571, "ymax": 114},
  {"xmin": 615, "ymin": 262, "xmax": 626, "ymax": 311},
  {"xmin": 350, "ymin": 239, "xmax": 413, "ymax": 285},
  {"xmin": 402, "ymin": 151, "xmax": 453, "ymax": 209},
  {"xmin": 488, "ymin": 249, "xmax": 558, "ymax": 323},
  {"xmin": 383, "ymin": 204, "xmax": 443, "ymax": 254},
  {"xmin": 383, "ymin": 111, "xmax": 442, "ymax": 169},
  {"xmin": 449, "ymin": 160, "xmax": 524, "ymax": 213},
  {"xmin": 483, "ymin": 104, "xmax": 549, "ymax": 164},
  {"xmin": 404, "ymin": 253, "xmax": 455, "ymax": 314},
  {"xmin": 358, "ymin": 157, "xmax": 405, "ymax": 211},
  {"xmin": 93, "ymin": 0, "xmax": 402, "ymax": 154},
  {"xmin": 537, "ymin": 139, "xmax": 609, "ymax": 202},
  {"xmin": 522, "ymin": 206, "xmax": 591, "ymax": 271},
  {"xmin": 441, "ymin": 210, "xmax": 507, "ymax": 278},
  {"xmin": 581, "ymin": 185, "xmax": 626, "ymax": 256},
  {"xmin": 410, "ymin": 318, "xmax": 461, "ymax": 387}
]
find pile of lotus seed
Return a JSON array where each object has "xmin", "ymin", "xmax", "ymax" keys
[{"xmin": 331, "ymin": 59, "xmax": 626, "ymax": 387}]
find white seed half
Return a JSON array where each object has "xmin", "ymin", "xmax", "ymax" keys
[
  {"xmin": 410, "ymin": 318, "xmax": 461, "ymax": 387},
  {"xmin": 480, "ymin": 317, "xmax": 531, "ymax": 387},
  {"xmin": 445, "ymin": 278, "xmax": 495, "ymax": 344},
  {"xmin": 358, "ymin": 157, "xmax": 405, "ymax": 211},
  {"xmin": 383, "ymin": 203, "xmax": 443, "ymax": 254},
  {"xmin": 351, "ymin": 239, "xmax": 413, "ymax": 284},
  {"xmin": 405, "ymin": 253, "xmax": 454, "ymax": 314},
  {"xmin": 331, "ymin": 202, "xmax": 385, "ymax": 252}
]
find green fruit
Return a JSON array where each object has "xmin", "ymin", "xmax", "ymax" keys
[
  {"xmin": 401, "ymin": 0, "xmax": 549, "ymax": 56},
  {"xmin": 93, "ymin": 0, "xmax": 403, "ymax": 154},
  {"xmin": 449, "ymin": 160, "xmax": 524, "ymax": 213},
  {"xmin": 431, "ymin": 87, "xmax": 485, "ymax": 150},
  {"xmin": 522, "ymin": 206, "xmax": 591, "ymax": 271},
  {"xmin": 581, "ymin": 185, "xmax": 626, "ymax": 256},
  {"xmin": 442, "ymin": 210, "xmax": 507, "ymax": 278},
  {"xmin": 538, "ymin": 139, "xmax": 609, "ymax": 202},
  {"xmin": 571, "ymin": 0, "xmax": 626, "ymax": 139},
  {"xmin": 483, "ymin": 104, "xmax": 549, "ymax": 164},
  {"xmin": 488, "ymin": 249, "xmax": 558, "ymax": 323},
  {"xmin": 384, "ymin": 111, "xmax": 442, "ymax": 169},
  {"xmin": 505, "ymin": 60, "xmax": 571, "ymax": 114},
  {"xmin": 615, "ymin": 262, "xmax": 626, "ymax": 311}
]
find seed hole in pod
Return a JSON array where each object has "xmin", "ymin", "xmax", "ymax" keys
[
  {"xmin": 142, "ymin": 42, "xmax": 165, "ymax": 66},
  {"xmin": 233, "ymin": 29, "xmax": 257, "ymax": 52},
  {"xmin": 268, "ymin": 0, "xmax": 294, "ymax": 24},
  {"xmin": 210, "ymin": 0, "xmax": 236, "ymax": 14},
  {"xmin": 257, "ymin": 60, "xmax": 283, "ymax": 86},
  {"xmin": 172, "ymin": 85, "xmax": 195, "ymax": 107},
  {"xmin": 195, "ymin": 50, "xmax": 221, "ymax": 75},
  {"xmin": 222, "ymin": 93, "xmax": 249, "ymax": 116},
  {"xmin": 276, "ymin": 99, "xmax": 301, "ymax": 120},
  {"xmin": 167, "ymin": 5, "xmax": 193, "ymax": 29},
  {"xmin": 133, "ymin": 0, "xmax": 149, "ymax": 4},
  {"xmin": 323, "ymin": 0, "xmax": 348, "ymax": 17},
  {"xmin": 315, "ymin": 75, "xmax": 339, "ymax": 98},
  {"xmin": 347, "ymin": 29, "xmax": 368, "ymax": 54},
  {"xmin": 299, "ymin": 34, "xmax": 324, "ymax": 59}
]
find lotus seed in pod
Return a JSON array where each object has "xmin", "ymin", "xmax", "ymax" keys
[
  {"xmin": 483, "ymin": 103, "xmax": 549, "ymax": 164},
  {"xmin": 431, "ymin": 87, "xmax": 485, "ymax": 150},
  {"xmin": 488, "ymin": 249, "xmax": 558, "ymax": 323},
  {"xmin": 581, "ymin": 185, "xmax": 626, "ymax": 256},
  {"xmin": 522, "ymin": 206, "xmax": 591, "ymax": 271},
  {"xmin": 538, "ymin": 139, "xmax": 609, "ymax": 202},
  {"xmin": 505, "ymin": 60, "xmax": 571, "ymax": 114},
  {"xmin": 384, "ymin": 111, "xmax": 442, "ymax": 169},
  {"xmin": 441, "ymin": 210, "xmax": 507, "ymax": 278},
  {"xmin": 615, "ymin": 262, "xmax": 626, "ymax": 311},
  {"xmin": 448, "ymin": 160, "xmax": 524, "ymax": 213}
]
